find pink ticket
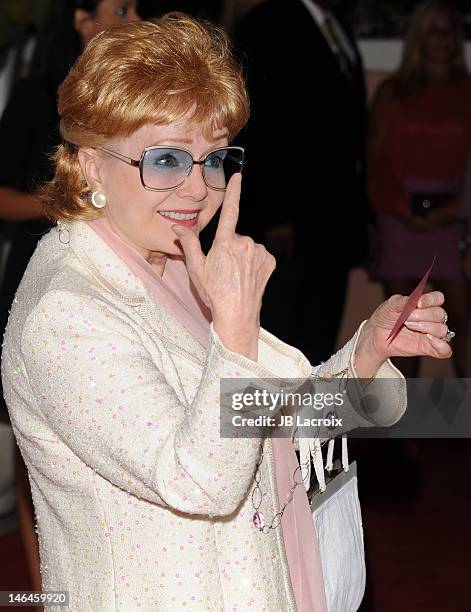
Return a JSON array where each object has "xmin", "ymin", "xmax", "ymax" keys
[{"xmin": 386, "ymin": 256, "xmax": 436, "ymax": 344}]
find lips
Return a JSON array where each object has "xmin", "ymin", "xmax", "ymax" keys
[{"xmin": 158, "ymin": 209, "xmax": 201, "ymax": 228}]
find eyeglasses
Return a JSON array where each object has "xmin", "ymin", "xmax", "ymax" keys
[{"xmin": 96, "ymin": 145, "xmax": 245, "ymax": 192}]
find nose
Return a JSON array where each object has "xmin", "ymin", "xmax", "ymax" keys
[{"xmin": 176, "ymin": 164, "xmax": 208, "ymax": 201}]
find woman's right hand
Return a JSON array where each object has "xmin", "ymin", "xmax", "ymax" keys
[{"xmin": 171, "ymin": 174, "xmax": 276, "ymax": 360}]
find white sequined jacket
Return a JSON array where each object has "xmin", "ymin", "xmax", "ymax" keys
[{"xmin": 1, "ymin": 220, "xmax": 406, "ymax": 611}]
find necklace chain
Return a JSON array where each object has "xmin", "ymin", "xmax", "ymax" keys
[
  {"xmin": 251, "ymin": 442, "xmax": 327, "ymax": 533},
  {"xmin": 251, "ymin": 366, "xmax": 350, "ymax": 533}
]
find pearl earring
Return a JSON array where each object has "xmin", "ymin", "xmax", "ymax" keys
[{"xmin": 91, "ymin": 191, "xmax": 107, "ymax": 209}]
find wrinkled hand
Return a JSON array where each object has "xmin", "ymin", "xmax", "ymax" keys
[
  {"xmin": 361, "ymin": 291, "xmax": 452, "ymax": 366},
  {"xmin": 171, "ymin": 173, "xmax": 276, "ymax": 358}
]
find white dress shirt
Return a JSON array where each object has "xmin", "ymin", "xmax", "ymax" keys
[{"xmin": 299, "ymin": 0, "xmax": 357, "ymax": 67}]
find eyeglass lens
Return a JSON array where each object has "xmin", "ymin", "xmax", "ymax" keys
[{"xmin": 141, "ymin": 147, "xmax": 243, "ymax": 190}]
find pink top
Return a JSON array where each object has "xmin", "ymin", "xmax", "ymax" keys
[
  {"xmin": 368, "ymin": 77, "xmax": 471, "ymax": 218},
  {"xmin": 87, "ymin": 217, "xmax": 327, "ymax": 611}
]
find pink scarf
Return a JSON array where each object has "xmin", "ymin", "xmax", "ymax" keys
[{"xmin": 87, "ymin": 217, "xmax": 327, "ymax": 612}]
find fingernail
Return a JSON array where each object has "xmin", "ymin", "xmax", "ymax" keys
[{"xmin": 405, "ymin": 320, "xmax": 420, "ymax": 327}]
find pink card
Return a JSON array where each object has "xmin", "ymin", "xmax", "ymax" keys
[{"xmin": 386, "ymin": 257, "xmax": 436, "ymax": 344}]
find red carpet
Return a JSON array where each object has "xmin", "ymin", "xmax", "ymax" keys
[
  {"xmin": 0, "ymin": 529, "xmax": 35, "ymax": 612},
  {"xmin": 358, "ymin": 439, "xmax": 471, "ymax": 611}
]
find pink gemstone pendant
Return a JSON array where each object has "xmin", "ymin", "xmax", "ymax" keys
[{"xmin": 253, "ymin": 510, "xmax": 265, "ymax": 530}]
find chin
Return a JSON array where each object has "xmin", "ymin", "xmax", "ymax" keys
[{"xmin": 167, "ymin": 239, "xmax": 186, "ymax": 256}]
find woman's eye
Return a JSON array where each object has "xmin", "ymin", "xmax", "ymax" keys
[
  {"xmin": 206, "ymin": 155, "xmax": 224, "ymax": 169},
  {"xmin": 115, "ymin": 6, "xmax": 128, "ymax": 17},
  {"xmin": 154, "ymin": 154, "xmax": 179, "ymax": 168}
]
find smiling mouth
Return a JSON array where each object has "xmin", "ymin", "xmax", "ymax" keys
[
  {"xmin": 159, "ymin": 210, "xmax": 199, "ymax": 220},
  {"xmin": 158, "ymin": 209, "xmax": 201, "ymax": 227}
]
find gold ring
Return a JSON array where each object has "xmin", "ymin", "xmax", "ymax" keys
[{"xmin": 442, "ymin": 311, "xmax": 448, "ymax": 324}]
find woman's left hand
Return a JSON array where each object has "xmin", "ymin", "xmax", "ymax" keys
[{"xmin": 356, "ymin": 291, "xmax": 452, "ymax": 377}]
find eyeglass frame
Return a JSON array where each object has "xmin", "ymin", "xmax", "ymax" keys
[{"xmin": 95, "ymin": 144, "xmax": 245, "ymax": 192}]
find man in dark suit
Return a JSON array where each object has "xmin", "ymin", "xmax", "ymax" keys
[{"xmin": 235, "ymin": 0, "xmax": 370, "ymax": 365}]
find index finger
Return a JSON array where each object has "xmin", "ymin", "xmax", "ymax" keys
[
  {"xmin": 214, "ymin": 173, "xmax": 242, "ymax": 241},
  {"xmin": 417, "ymin": 291, "xmax": 445, "ymax": 309}
]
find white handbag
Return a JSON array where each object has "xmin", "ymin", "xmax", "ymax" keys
[{"xmin": 298, "ymin": 436, "xmax": 366, "ymax": 612}]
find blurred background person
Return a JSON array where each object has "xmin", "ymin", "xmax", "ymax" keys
[
  {"xmin": 138, "ymin": 0, "xmax": 223, "ymax": 22},
  {"xmin": 234, "ymin": 0, "xmax": 371, "ymax": 365},
  {"xmin": 0, "ymin": 0, "xmax": 140, "ymax": 415},
  {"xmin": 0, "ymin": 0, "xmax": 52, "ymax": 112},
  {"xmin": 367, "ymin": 0, "xmax": 471, "ymax": 379},
  {"xmin": 0, "ymin": 0, "xmax": 140, "ymax": 599},
  {"xmin": 460, "ymin": 154, "xmax": 471, "ymax": 281}
]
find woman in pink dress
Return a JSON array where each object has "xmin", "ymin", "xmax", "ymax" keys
[
  {"xmin": 1, "ymin": 13, "xmax": 452, "ymax": 611},
  {"xmin": 368, "ymin": 0, "xmax": 471, "ymax": 378}
]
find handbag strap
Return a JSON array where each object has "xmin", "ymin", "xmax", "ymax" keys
[
  {"xmin": 298, "ymin": 435, "xmax": 350, "ymax": 494},
  {"xmin": 312, "ymin": 438, "xmax": 327, "ymax": 493},
  {"xmin": 325, "ymin": 436, "xmax": 349, "ymax": 473},
  {"xmin": 342, "ymin": 435, "xmax": 349, "ymax": 472},
  {"xmin": 326, "ymin": 439, "xmax": 335, "ymax": 471},
  {"xmin": 298, "ymin": 436, "xmax": 315, "ymax": 492}
]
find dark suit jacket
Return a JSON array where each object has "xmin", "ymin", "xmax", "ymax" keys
[
  {"xmin": 0, "ymin": 77, "xmax": 56, "ymax": 417},
  {"xmin": 235, "ymin": 0, "xmax": 370, "ymax": 266}
]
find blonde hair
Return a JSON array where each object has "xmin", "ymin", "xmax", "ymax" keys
[
  {"xmin": 392, "ymin": 1, "xmax": 468, "ymax": 96},
  {"xmin": 40, "ymin": 13, "xmax": 250, "ymax": 222}
]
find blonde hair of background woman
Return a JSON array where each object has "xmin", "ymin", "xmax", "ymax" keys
[
  {"xmin": 39, "ymin": 13, "xmax": 249, "ymax": 223},
  {"xmin": 393, "ymin": 0, "xmax": 468, "ymax": 94}
]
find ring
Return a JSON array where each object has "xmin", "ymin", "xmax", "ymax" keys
[
  {"xmin": 442, "ymin": 311, "xmax": 448, "ymax": 324},
  {"xmin": 441, "ymin": 330, "xmax": 455, "ymax": 343}
]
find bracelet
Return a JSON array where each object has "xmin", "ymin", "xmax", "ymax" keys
[
  {"xmin": 457, "ymin": 235, "xmax": 471, "ymax": 252},
  {"xmin": 359, "ymin": 375, "xmax": 375, "ymax": 391}
]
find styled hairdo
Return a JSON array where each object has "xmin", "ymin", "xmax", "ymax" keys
[
  {"xmin": 40, "ymin": 13, "xmax": 250, "ymax": 222},
  {"xmin": 392, "ymin": 1, "xmax": 468, "ymax": 96}
]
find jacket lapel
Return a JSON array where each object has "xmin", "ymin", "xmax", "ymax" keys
[{"xmin": 64, "ymin": 220, "xmax": 208, "ymax": 364}]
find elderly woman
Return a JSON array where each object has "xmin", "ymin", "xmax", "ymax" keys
[{"xmin": 1, "ymin": 14, "xmax": 453, "ymax": 612}]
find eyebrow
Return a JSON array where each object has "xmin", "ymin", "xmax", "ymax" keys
[
  {"xmin": 148, "ymin": 137, "xmax": 229, "ymax": 147},
  {"xmin": 151, "ymin": 138, "xmax": 193, "ymax": 145}
]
